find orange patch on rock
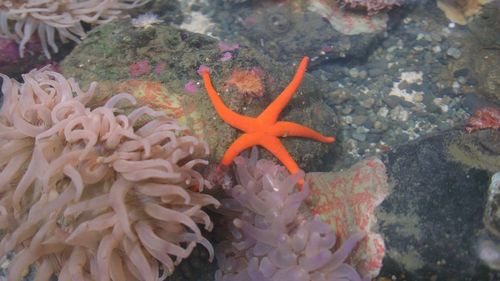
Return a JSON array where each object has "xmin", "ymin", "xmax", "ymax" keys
[
  {"xmin": 225, "ymin": 68, "xmax": 265, "ymax": 98},
  {"xmin": 117, "ymin": 80, "xmax": 185, "ymax": 118},
  {"xmin": 116, "ymin": 80, "xmax": 208, "ymax": 139}
]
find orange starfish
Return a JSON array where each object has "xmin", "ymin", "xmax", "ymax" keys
[{"xmin": 201, "ymin": 56, "xmax": 335, "ymax": 187}]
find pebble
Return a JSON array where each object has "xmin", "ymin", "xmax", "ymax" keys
[
  {"xmin": 343, "ymin": 115, "xmax": 353, "ymax": 125},
  {"xmin": 439, "ymin": 87, "xmax": 455, "ymax": 97},
  {"xmin": 400, "ymin": 100, "xmax": 417, "ymax": 108},
  {"xmin": 426, "ymin": 102, "xmax": 442, "ymax": 113},
  {"xmin": 390, "ymin": 106, "xmax": 410, "ymax": 122},
  {"xmin": 446, "ymin": 47, "xmax": 462, "ymax": 59},
  {"xmin": 432, "ymin": 45, "xmax": 441, "ymax": 53},
  {"xmin": 398, "ymin": 81, "xmax": 410, "ymax": 90},
  {"xmin": 327, "ymin": 89, "xmax": 351, "ymax": 105},
  {"xmin": 377, "ymin": 107, "xmax": 389, "ymax": 118},
  {"xmin": 453, "ymin": 68, "xmax": 470, "ymax": 78},
  {"xmin": 368, "ymin": 67, "xmax": 385, "ymax": 77},
  {"xmin": 461, "ymin": 93, "xmax": 491, "ymax": 112},
  {"xmin": 352, "ymin": 126, "xmax": 369, "ymax": 142},
  {"xmin": 457, "ymin": 76, "xmax": 467, "ymax": 84},
  {"xmin": 349, "ymin": 68, "xmax": 360, "ymax": 78},
  {"xmin": 352, "ymin": 131, "xmax": 366, "ymax": 142},
  {"xmin": 395, "ymin": 133, "xmax": 410, "ymax": 143},
  {"xmin": 341, "ymin": 105, "xmax": 354, "ymax": 115},
  {"xmin": 373, "ymin": 120, "xmax": 389, "ymax": 132},
  {"xmin": 431, "ymin": 33, "xmax": 442, "ymax": 42},
  {"xmin": 352, "ymin": 115, "xmax": 368, "ymax": 126},
  {"xmin": 344, "ymin": 139, "xmax": 358, "ymax": 152},
  {"xmin": 383, "ymin": 95, "xmax": 403, "ymax": 108},
  {"xmin": 359, "ymin": 70, "xmax": 367, "ymax": 79},
  {"xmin": 360, "ymin": 97, "xmax": 376, "ymax": 109},
  {"xmin": 466, "ymin": 77, "xmax": 479, "ymax": 86},
  {"xmin": 366, "ymin": 133, "xmax": 382, "ymax": 143}
]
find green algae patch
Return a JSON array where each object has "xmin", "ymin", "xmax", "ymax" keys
[{"xmin": 448, "ymin": 130, "xmax": 500, "ymax": 172}]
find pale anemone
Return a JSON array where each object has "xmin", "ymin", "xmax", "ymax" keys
[
  {"xmin": 0, "ymin": 67, "xmax": 219, "ymax": 281},
  {"xmin": 215, "ymin": 148, "xmax": 367, "ymax": 281},
  {"xmin": 0, "ymin": 0, "xmax": 150, "ymax": 58}
]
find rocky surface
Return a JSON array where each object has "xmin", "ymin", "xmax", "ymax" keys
[
  {"xmin": 60, "ymin": 20, "xmax": 337, "ymax": 172},
  {"xmin": 378, "ymin": 129, "xmax": 499, "ymax": 281}
]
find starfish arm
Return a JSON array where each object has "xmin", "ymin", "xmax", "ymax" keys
[
  {"xmin": 259, "ymin": 135, "xmax": 306, "ymax": 188},
  {"xmin": 220, "ymin": 133, "xmax": 261, "ymax": 166},
  {"xmin": 201, "ymin": 71, "xmax": 256, "ymax": 132},
  {"xmin": 259, "ymin": 135, "xmax": 301, "ymax": 175},
  {"xmin": 270, "ymin": 121, "xmax": 336, "ymax": 143},
  {"xmin": 258, "ymin": 56, "xmax": 309, "ymax": 125}
]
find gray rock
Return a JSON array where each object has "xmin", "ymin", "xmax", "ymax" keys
[
  {"xmin": 327, "ymin": 89, "xmax": 351, "ymax": 105},
  {"xmin": 446, "ymin": 47, "xmax": 462, "ymax": 59},
  {"xmin": 379, "ymin": 130, "xmax": 498, "ymax": 281}
]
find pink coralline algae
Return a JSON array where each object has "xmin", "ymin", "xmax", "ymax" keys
[
  {"xmin": 129, "ymin": 59, "xmax": 151, "ymax": 77},
  {"xmin": 220, "ymin": 52, "xmax": 233, "ymax": 62},
  {"xmin": 305, "ymin": 158, "xmax": 389, "ymax": 278},
  {"xmin": 154, "ymin": 60, "xmax": 167, "ymax": 75},
  {"xmin": 184, "ymin": 80, "xmax": 198, "ymax": 94},
  {"xmin": 218, "ymin": 42, "xmax": 240, "ymax": 52},
  {"xmin": 341, "ymin": 0, "xmax": 402, "ymax": 14},
  {"xmin": 215, "ymin": 148, "xmax": 367, "ymax": 281},
  {"xmin": 465, "ymin": 106, "xmax": 500, "ymax": 133}
]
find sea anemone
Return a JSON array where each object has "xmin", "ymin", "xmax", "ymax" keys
[
  {"xmin": 0, "ymin": 0, "xmax": 150, "ymax": 59},
  {"xmin": 0, "ymin": 67, "xmax": 219, "ymax": 281},
  {"xmin": 215, "ymin": 148, "xmax": 367, "ymax": 281}
]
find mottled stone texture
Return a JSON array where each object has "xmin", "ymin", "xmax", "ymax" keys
[{"xmin": 378, "ymin": 129, "xmax": 498, "ymax": 280}]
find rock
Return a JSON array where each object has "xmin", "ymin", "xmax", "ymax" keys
[
  {"xmin": 377, "ymin": 129, "xmax": 499, "ymax": 281},
  {"xmin": 0, "ymin": 36, "xmax": 58, "ymax": 78},
  {"xmin": 471, "ymin": 48, "xmax": 500, "ymax": 104},
  {"xmin": 217, "ymin": 1, "xmax": 388, "ymax": 64},
  {"xmin": 368, "ymin": 67, "xmax": 385, "ymax": 77},
  {"xmin": 326, "ymin": 89, "xmax": 351, "ymax": 105},
  {"xmin": 366, "ymin": 132, "xmax": 382, "ymax": 143},
  {"xmin": 389, "ymin": 106, "xmax": 410, "ymax": 122},
  {"xmin": 60, "ymin": 20, "xmax": 335, "ymax": 172},
  {"xmin": 484, "ymin": 172, "xmax": 500, "ymax": 241},
  {"xmin": 353, "ymin": 115, "xmax": 369, "ymax": 126},
  {"xmin": 349, "ymin": 67, "xmax": 360, "ymax": 78},
  {"xmin": 305, "ymin": 157, "xmax": 390, "ymax": 279},
  {"xmin": 446, "ymin": 47, "xmax": 462, "ymax": 59},
  {"xmin": 453, "ymin": 68, "xmax": 470, "ymax": 78},
  {"xmin": 461, "ymin": 93, "xmax": 494, "ymax": 113},
  {"xmin": 352, "ymin": 131, "xmax": 367, "ymax": 142},
  {"xmin": 360, "ymin": 97, "xmax": 376, "ymax": 109},
  {"xmin": 383, "ymin": 95, "xmax": 403, "ymax": 108}
]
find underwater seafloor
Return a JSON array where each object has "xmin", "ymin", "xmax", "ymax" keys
[{"xmin": 0, "ymin": 0, "xmax": 499, "ymax": 281}]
